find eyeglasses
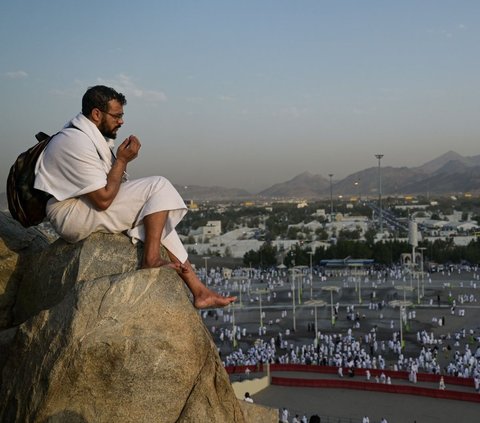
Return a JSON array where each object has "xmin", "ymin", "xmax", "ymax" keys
[{"xmin": 102, "ymin": 110, "xmax": 124, "ymax": 121}]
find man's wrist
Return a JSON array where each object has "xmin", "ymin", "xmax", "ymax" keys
[{"xmin": 115, "ymin": 157, "xmax": 128, "ymax": 167}]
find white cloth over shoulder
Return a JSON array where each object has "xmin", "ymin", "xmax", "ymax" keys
[
  {"xmin": 34, "ymin": 113, "xmax": 115, "ymax": 201},
  {"xmin": 34, "ymin": 113, "xmax": 188, "ymax": 263}
]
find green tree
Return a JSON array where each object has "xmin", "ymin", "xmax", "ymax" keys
[
  {"xmin": 287, "ymin": 226, "xmax": 300, "ymax": 240},
  {"xmin": 243, "ymin": 242, "xmax": 278, "ymax": 267},
  {"xmin": 284, "ymin": 244, "xmax": 311, "ymax": 267},
  {"xmin": 315, "ymin": 227, "xmax": 329, "ymax": 241},
  {"xmin": 338, "ymin": 227, "xmax": 361, "ymax": 240}
]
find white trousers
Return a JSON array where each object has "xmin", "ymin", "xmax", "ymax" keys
[{"xmin": 46, "ymin": 176, "xmax": 188, "ymax": 263}]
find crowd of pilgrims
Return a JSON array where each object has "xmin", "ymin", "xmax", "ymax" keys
[
  {"xmin": 201, "ymin": 264, "xmax": 480, "ymax": 390},
  {"xmin": 219, "ymin": 327, "xmax": 479, "ymax": 383}
]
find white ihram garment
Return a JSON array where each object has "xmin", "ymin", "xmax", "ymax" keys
[{"xmin": 34, "ymin": 113, "xmax": 188, "ymax": 263}]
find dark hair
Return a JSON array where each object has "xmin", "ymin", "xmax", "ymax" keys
[{"xmin": 82, "ymin": 85, "xmax": 126, "ymax": 116}]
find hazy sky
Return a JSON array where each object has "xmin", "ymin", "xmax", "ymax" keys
[{"xmin": 1, "ymin": 1, "xmax": 479, "ymax": 193}]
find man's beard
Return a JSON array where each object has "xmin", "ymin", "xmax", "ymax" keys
[{"xmin": 98, "ymin": 120, "xmax": 119, "ymax": 139}]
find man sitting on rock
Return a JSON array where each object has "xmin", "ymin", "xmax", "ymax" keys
[{"xmin": 34, "ymin": 85, "xmax": 235, "ymax": 309}]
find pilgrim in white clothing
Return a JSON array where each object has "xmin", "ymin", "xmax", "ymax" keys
[{"xmin": 35, "ymin": 113, "xmax": 188, "ymax": 263}]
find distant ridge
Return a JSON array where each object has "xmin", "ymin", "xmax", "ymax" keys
[
  {"xmin": 1, "ymin": 151, "xmax": 479, "ymax": 201},
  {"xmin": 258, "ymin": 171, "xmax": 330, "ymax": 198},
  {"xmin": 415, "ymin": 151, "xmax": 480, "ymax": 174},
  {"xmin": 256, "ymin": 150, "xmax": 480, "ymax": 199}
]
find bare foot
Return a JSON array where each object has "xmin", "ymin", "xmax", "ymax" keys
[
  {"xmin": 194, "ymin": 289, "xmax": 237, "ymax": 309},
  {"xmin": 142, "ymin": 258, "xmax": 182, "ymax": 270}
]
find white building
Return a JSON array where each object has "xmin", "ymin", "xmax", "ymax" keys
[{"xmin": 190, "ymin": 220, "xmax": 222, "ymax": 243}]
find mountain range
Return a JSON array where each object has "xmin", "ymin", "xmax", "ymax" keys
[
  {"xmin": 178, "ymin": 150, "xmax": 480, "ymax": 200},
  {"xmin": 1, "ymin": 151, "xmax": 480, "ymax": 206}
]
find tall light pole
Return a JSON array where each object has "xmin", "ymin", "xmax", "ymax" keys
[
  {"xmin": 307, "ymin": 251, "xmax": 314, "ymax": 299},
  {"xmin": 328, "ymin": 173, "xmax": 334, "ymax": 222},
  {"xmin": 374, "ymin": 154, "xmax": 384, "ymax": 233},
  {"xmin": 330, "ymin": 290, "xmax": 334, "ymax": 325},
  {"xmin": 239, "ymin": 282, "xmax": 243, "ymax": 306},
  {"xmin": 399, "ymin": 305, "xmax": 405, "ymax": 350},
  {"xmin": 297, "ymin": 270, "xmax": 302, "ymax": 305},
  {"xmin": 418, "ymin": 247, "xmax": 427, "ymax": 299},
  {"xmin": 390, "ymin": 300, "xmax": 412, "ymax": 351},
  {"xmin": 352, "ymin": 264, "xmax": 362, "ymax": 304},
  {"xmin": 305, "ymin": 299, "xmax": 326, "ymax": 341},
  {"xmin": 291, "ymin": 280, "xmax": 296, "ymax": 332},
  {"xmin": 259, "ymin": 292, "xmax": 263, "ymax": 329},
  {"xmin": 322, "ymin": 286, "xmax": 339, "ymax": 327},
  {"xmin": 289, "ymin": 269, "xmax": 298, "ymax": 331},
  {"xmin": 254, "ymin": 289, "xmax": 268, "ymax": 330},
  {"xmin": 203, "ymin": 256, "xmax": 210, "ymax": 284},
  {"xmin": 232, "ymin": 304, "xmax": 237, "ymax": 348}
]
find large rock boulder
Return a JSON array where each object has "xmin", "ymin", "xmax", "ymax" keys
[
  {"xmin": 0, "ymin": 212, "xmax": 50, "ymax": 329},
  {"xmin": 0, "ymin": 220, "xmax": 247, "ymax": 422},
  {"xmin": 12, "ymin": 232, "xmax": 141, "ymax": 325},
  {"xmin": 239, "ymin": 402, "xmax": 279, "ymax": 423}
]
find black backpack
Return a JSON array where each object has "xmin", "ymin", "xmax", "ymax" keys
[{"xmin": 6, "ymin": 132, "xmax": 55, "ymax": 227}]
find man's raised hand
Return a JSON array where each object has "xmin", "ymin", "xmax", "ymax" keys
[{"xmin": 117, "ymin": 135, "xmax": 141, "ymax": 163}]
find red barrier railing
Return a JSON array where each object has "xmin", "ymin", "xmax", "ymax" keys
[
  {"xmin": 225, "ymin": 364, "xmax": 474, "ymax": 388},
  {"xmin": 271, "ymin": 376, "xmax": 480, "ymax": 403},
  {"xmin": 225, "ymin": 364, "xmax": 265, "ymax": 375}
]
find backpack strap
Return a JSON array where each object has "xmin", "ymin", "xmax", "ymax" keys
[{"xmin": 35, "ymin": 132, "xmax": 51, "ymax": 142}]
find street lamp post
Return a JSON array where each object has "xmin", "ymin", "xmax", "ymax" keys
[
  {"xmin": 400, "ymin": 305, "xmax": 405, "ymax": 350},
  {"xmin": 298, "ymin": 272, "xmax": 302, "ymax": 305},
  {"xmin": 395, "ymin": 285, "xmax": 414, "ymax": 303},
  {"xmin": 418, "ymin": 247, "xmax": 426, "ymax": 298},
  {"xmin": 389, "ymin": 300, "xmax": 412, "ymax": 351},
  {"xmin": 254, "ymin": 289, "xmax": 269, "ymax": 331},
  {"xmin": 231, "ymin": 304, "xmax": 237, "ymax": 349},
  {"xmin": 330, "ymin": 290, "xmax": 334, "ymax": 325},
  {"xmin": 329, "ymin": 173, "xmax": 334, "ymax": 222},
  {"xmin": 290, "ymin": 268, "xmax": 303, "ymax": 305},
  {"xmin": 305, "ymin": 299, "xmax": 327, "ymax": 341},
  {"xmin": 350, "ymin": 264, "xmax": 362, "ymax": 304},
  {"xmin": 356, "ymin": 266, "xmax": 362, "ymax": 304},
  {"xmin": 259, "ymin": 292, "xmax": 263, "ymax": 329},
  {"xmin": 322, "ymin": 286, "xmax": 340, "ymax": 327},
  {"xmin": 416, "ymin": 272, "xmax": 421, "ymax": 304},
  {"xmin": 291, "ymin": 281, "xmax": 296, "ymax": 332},
  {"xmin": 307, "ymin": 251, "xmax": 314, "ymax": 299},
  {"xmin": 374, "ymin": 154, "xmax": 384, "ymax": 233},
  {"xmin": 203, "ymin": 256, "xmax": 210, "ymax": 284}
]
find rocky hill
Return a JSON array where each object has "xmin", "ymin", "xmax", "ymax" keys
[
  {"xmin": 258, "ymin": 171, "xmax": 330, "ymax": 198},
  {"xmin": 0, "ymin": 212, "xmax": 274, "ymax": 422},
  {"xmin": 415, "ymin": 150, "xmax": 480, "ymax": 174}
]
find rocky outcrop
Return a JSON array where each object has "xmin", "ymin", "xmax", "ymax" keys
[
  {"xmin": 0, "ymin": 215, "xmax": 248, "ymax": 422},
  {"xmin": 239, "ymin": 402, "xmax": 279, "ymax": 423},
  {"xmin": 12, "ymin": 231, "xmax": 141, "ymax": 326},
  {"xmin": 0, "ymin": 212, "xmax": 50, "ymax": 329}
]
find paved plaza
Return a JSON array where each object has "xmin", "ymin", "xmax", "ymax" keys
[{"xmin": 254, "ymin": 383, "xmax": 480, "ymax": 423}]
